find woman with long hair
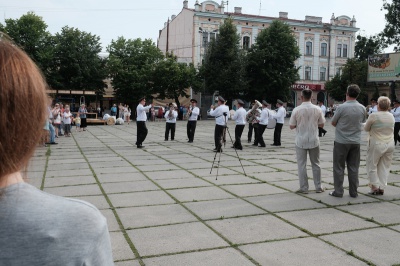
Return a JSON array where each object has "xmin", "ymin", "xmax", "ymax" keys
[{"xmin": 0, "ymin": 37, "xmax": 113, "ymax": 264}]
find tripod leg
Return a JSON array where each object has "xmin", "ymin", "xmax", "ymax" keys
[{"xmin": 225, "ymin": 127, "xmax": 247, "ymax": 176}]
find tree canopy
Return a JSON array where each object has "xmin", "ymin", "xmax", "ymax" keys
[
  {"xmin": 354, "ymin": 35, "xmax": 382, "ymax": 61},
  {"xmin": 380, "ymin": 0, "xmax": 400, "ymax": 51},
  {"xmin": 246, "ymin": 20, "xmax": 300, "ymax": 104}
]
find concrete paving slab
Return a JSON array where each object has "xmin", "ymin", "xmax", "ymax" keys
[
  {"xmin": 239, "ymin": 237, "xmax": 366, "ymax": 266},
  {"xmin": 128, "ymin": 222, "xmax": 229, "ymax": 257},
  {"xmin": 168, "ymin": 187, "xmax": 235, "ymax": 202},
  {"xmin": 229, "ymin": 165, "xmax": 277, "ymax": 174},
  {"xmin": 114, "ymin": 260, "xmax": 141, "ymax": 266},
  {"xmin": 145, "ymin": 170, "xmax": 195, "ymax": 180},
  {"xmin": 221, "ymin": 183, "xmax": 287, "ymax": 197},
  {"xmin": 278, "ymin": 208, "xmax": 377, "ymax": 235},
  {"xmin": 359, "ymin": 185, "xmax": 400, "ymax": 201},
  {"xmin": 136, "ymin": 164, "xmax": 181, "ymax": 172},
  {"xmin": 97, "ymin": 172, "xmax": 148, "ymax": 183},
  {"xmin": 247, "ymin": 193, "xmax": 326, "ymax": 212},
  {"xmin": 157, "ymin": 177, "xmax": 212, "ymax": 189},
  {"xmin": 43, "ymin": 184, "xmax": 102, "ymax": 197},
  {"xmin": 117, "ymin": 204, "xmax": 197, "ymax": 229},
  {"xmin": 94, "ymin": 167, "xmax": 139, "ymax": 174},
  {"xmin": 46, "ymin": 163, "xmax": 89, "ymax": 172},
  {"xmin": 100, "ymin": 209, "xmax": 121, "ymax": 232},
  {"xmin": 203, "ymin": 175, "xmax": 260, "ymax": 185},
  {"xmin": 338, "ymin": 202, "xmax": 400, "ymax": 225},
  {"xmin": 44, "ymin": 176, "xmax": 96, "ymax": 187},
  {"xmin": 143, "ymin": 248, "xmax": 254, "ymax": 266},
  {"xmin": 321, "ymin": 228, "xmax": 400, "ymax": 266},
  {"xmin": 102, "ymin": 180, "xmax": 160, "ymax": 194},
  {"xmin": 191, "ymin": 168, "xmax": 240, "ymax": 177},
  {"xmin": 207, "ymin": 214, "xmax": 307, "ymax": 244},
  {"xmin": 251, "ymin": 171, "xmax": 296, "ymax": 182},
  {"xmin": 46, "ymin": 168, "xmax": 93, "ymax": 178},
  {"xmin": 108, "ymin": 191, "xmax": 175, "ymax": 208},
  {"xmin": 109, "ymin": 231, "xmax": 136, "ymax": 261},
  {"xmin": 184, "ymin": 198, "xmax": 265, "ymax": 220},
  {"xmin": 304, "ymin": 191, "xmax": 379, "ymax": 206}
]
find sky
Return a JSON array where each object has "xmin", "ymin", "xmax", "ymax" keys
[{"xmin": 0, "ymin": 0, "xmax": 390, "ymax": 53}]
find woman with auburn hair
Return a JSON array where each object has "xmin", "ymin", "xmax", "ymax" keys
[
  {"xmin": 0, "ymin": 39, "xmax": 113, "ymax": 264},
  {"xmin": 364, "ymin": 96, "xmax": 395, "ymax": 195}
]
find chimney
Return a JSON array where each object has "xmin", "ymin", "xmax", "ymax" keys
[
  {"xmin": 183, "ymin": 0, "xmax": 188, "ymax": 8},
  {"xmin": 330, "ymin": 13, "xmax": 335, "ymax": 24},
  {"xmin": 350, "ymin": 15, "xmax": 357, "ymax": 27},
  {"xmin": 234, "ymin": 7, "xmax": 242, "ymax": 14},
  {"xmin": 279, "ymin": 12, "xmax": 288, "ymax": 19},
  {"xmin": 195, "ymin": 0, "xmax": 200, "ymax": 11},
  {"xmin": 220, "ymin": 0, "xmax": 225, "ymax": 14}
]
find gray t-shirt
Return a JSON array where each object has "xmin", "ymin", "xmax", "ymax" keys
[
  {"xmin": 0, "ymin": 183, "xmax": 113, "ymax": 266},
  {"xmin": 331, "ymin": 100, "xmax": 366, "ymax": 144}
]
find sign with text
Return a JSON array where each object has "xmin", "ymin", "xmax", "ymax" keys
[
  {"xmin": 368, "ymin": 52, "xmax": 400, "ymax": 82},
  {"xmin": 291, "ymin": 84, "xmax": 322, "ymax": 91}
]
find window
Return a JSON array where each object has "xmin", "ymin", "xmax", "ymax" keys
[
  {"xmin": 202, "ymin": 32, "xmax": 209, "ymax": 47},
  {"xmin": 320, "ymin": 67, "xmax": 326, "ymax": 81},
  {"xmin": 210, "ymin": 32, "xmax": 217, "ymax": 42},
  {"xmin": 305, "ymin": 41, "xmax": 313, "ymax": 55},
  {"xmin": 243, "ymin": 36, "xmax": 250, "ymax": 50},
  {"xmin": 305, "ymin": 66, "xmax": 312, "ymax": 80},
  {"xmin": 320, "ymin": 43, "xmax": 327, "ymax": 56},
  {"xmin": 343, "ymin": 44, "xmax": 348, "ymax": 58},
  {"xmin": 337, "ymin": 44, "xmax": 342, "ymax": 57},
  {"xmin": 336, "ymin": 67, "xmax": 342, "ymax": 76}
]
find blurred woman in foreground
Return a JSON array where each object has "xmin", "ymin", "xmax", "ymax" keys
[{"xmin": 0, "ymin": 37, "xmax": 113, "ymax": 265}]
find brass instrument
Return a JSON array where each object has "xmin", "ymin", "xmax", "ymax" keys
[
  {"xmin": 168, "ymin": 103, "xmax": 177, "ymax": 119},
  {"xmin": 185, "ymin": 106, "xmax": 192, "ymax": 120},
  {"xmin": 246, "ymin": 100, "xmax": 262, "ymax": 124}
]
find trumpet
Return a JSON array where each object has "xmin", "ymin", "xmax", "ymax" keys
[{"xmin": 246, "ymin": 100, "xmax": 262, "ymax": 124}]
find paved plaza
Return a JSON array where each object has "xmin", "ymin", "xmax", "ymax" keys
[{"xmin": 27, "ymin": 118, "xmax": 400, "ymax": 265}]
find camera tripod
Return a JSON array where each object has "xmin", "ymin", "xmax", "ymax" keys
[{"xmin": 210, "ymin": 113, "xmax": 247, "ymax": 180}]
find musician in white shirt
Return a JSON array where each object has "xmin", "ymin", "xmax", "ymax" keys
[
  {"xmin": 272, "ymin": 99, "xmax": 286, "ymax": 146},
  {"xmin": 231, "ymin": 99, "xmax": 246, "ymax": 150},
  {"xmin": 187, "ymin": 99, "xmax": 200, "ymax": 143},
  {"xmin": 318, "ymin": 101, "xmax": 327, "ymax": 137},
  {"xmin": 210, "ymin": 96, "xmax": 230, "ymax": 152},
  {"xmin": 391, "ymin": 100, "xmax": 400, "ymax": 145},
  {"xmin": 164, "ymin": 103, "xmax": 178, "ymax": 141},
  {"xmin": 136, "ymin": 97, "xmax": 152, "ymax": 148},
  {"xmin": 369, "ymin": 98, "xmax": 378, "ymax": 115},
  {"xmin": 254, "ymin": 100, "xmax": 270, "ymax": 147}
]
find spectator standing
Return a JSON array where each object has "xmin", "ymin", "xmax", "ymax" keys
[
  {"xmin": 290, "ymin": 89, "xmax": 326, "ymax": 194},
  {"xmin": 78, "ymin": 104, "xmax": 88, "ymax": 131},
  {"xmin": 329, "ymin": 84, "xmax": 367, "ymax": 198},
  {"xmin": 391, "ymin": 100, "xmax": 400, "ymax": 145},
  {"xmin": 271, "ymin": 99, "xmax": 286, "ymax": 146},
  {"xmin": 111, "ymin": 104, "xmax": 117, "ymax": 116},
  {"xmin": 52, "ymin": 103, "xmax": 62, "ymax": 138},
  {"xmin": 63, "ymin": 105, "xmax": 73, "ymax": 137},
  {"xmin": 318, "ymin": 101, "xmax": 327, "ymax": 137},
  {"xmin": 364, "ymin": 96, "xmax": 395, "ymax": 195}
]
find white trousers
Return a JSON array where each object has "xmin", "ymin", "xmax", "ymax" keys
[{"xmin": 366, "ymin": 138, "xmax": 395, "ymax": 189}]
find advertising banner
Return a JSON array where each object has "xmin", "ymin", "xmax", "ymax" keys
[{"xmin": 368, "ymin": 52, "xmax": 400, "ymax": 82}]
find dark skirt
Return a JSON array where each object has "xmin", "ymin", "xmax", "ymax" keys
[{"xmin": 81, "ymin": 118, "xmax": 87, "ymax": 128}]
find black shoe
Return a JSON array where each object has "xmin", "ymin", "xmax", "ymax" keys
[
  {"xmin": 46, "ymin": 142, "xmax": 58, "ymax": 145},
  {"xmin": 252, "ymin": 143, "xmax": 258, "ymax": 146},
  {"xmin": 171, "ymin": 139, "xmax": 174, "ymax": 140},
  {"xmin": 213, "ymin": 148, "xmax": 222, "ymax": 152},
  {"xmin": 323, "ymin": 132, "xmax": 326, "ymax": 136},
  {"xmin": 248, "ymin": 140, "xmax": 251, "ymax": 143},
  {"xmin": 137, "ymin": 145, "xmax": 144, "ymax": 149},
  {"xmin": 350, "ymin": 193, "xmax": 358, "ymax": 198},
  {"xmin": 164, "ymin": 139, "xmax": 168, "ymax": 141},
  {"xmin": 319, "ymin": 135, "xmax": 322, "ymax": 137},
  {"xmin": 329, "ymin": 191, "xmax": 343, "ymax": 198},
  {"xmin": 259, "ymin": 145, "xmax": 266, "ymax": 147},
  {"xmin": 188, "ymin": 141, "xmax": 193, "ymax": 143}
]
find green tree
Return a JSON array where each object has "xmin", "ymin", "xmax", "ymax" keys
[
  {"xmin": 152, "ymin": 53, "xmax": 200, "ymax": 109},
  {"xmin": 0, "ymin": 12, "xmax": 55, "ymax": 81},
  {"xmin": 355, "ymin": 35, "xmax": 382, "ymax": 61},
  {"xmin": 107, "ymin": 37, "xmax": 163, "ymax": 103},
  {"xmin": 51, "ymin": 26, "xmax": 107, "ymax": 95},
  {"xmin": 380, "ymin": 0, "xmax": 400, "ymax": 51},
  {"xmin": 199, "ymin": 17, "xmax": 245, "ymax": 102},
  {"xmin": 246, "ymin": 20, "xmax": 300, "ymax": 103},
  {"xmin": 325, "ymin": 58, "xmax": 368, "ymax": 101}
]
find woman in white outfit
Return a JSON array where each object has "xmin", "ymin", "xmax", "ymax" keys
[{"xmin": 364, "ymin": 96, "xmax": 395, "ymax": 195}]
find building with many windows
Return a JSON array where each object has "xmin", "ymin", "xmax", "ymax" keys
[{"xmin": 157, "ymin": 0, "xmax": 359, "ymax": 106}]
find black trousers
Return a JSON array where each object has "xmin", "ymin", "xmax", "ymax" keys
[
  {"xmin": 256, "ymin": 124, "xmax": 267, "ymax": 146},
  {"xmin": 395, "ymin": 122, "xmax": 400, "ymax": 145},
  {"xmin": 136, "ymin": 121, "xmax": 148, "ymax": 146},
  {"xmin": 318, "ymin": 127, "xmax": 327, "ymax": 137},
  {"xmin": 165, "ymin": 123, "xmax": 176, "ymax": 140},
  {"xmin": 234, "ymin": 125, "xmax": 245, "ymax": 149},
  {"xmin": 252, "ymin": 123, "xmax": 259, "ymax": 145},
  {"xmin": 273, "ymin": 123, "xmax": 283, "ymax": 145},
  {"xmin": 187, "ymin": 120, "xmax": 197, "ymax": 142},
  {"xmin": 214, "ymin": 124, "xmax": 225, "ymax": 149}
]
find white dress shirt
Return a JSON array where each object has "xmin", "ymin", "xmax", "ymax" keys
[
  {"xmin": 289, "ymin": 102, "xmax": 326, "ymax": 149},
  {"xmin": 273, "ymin": 106, "xmax": 286, "ymax": 124},
  {"xmin": 164, "ymin": 110, "xmax": 178, "ymax": 123},
  {"xmin": 136, "ymin": 104, "xmax": 151, "ymax": 121},
  {"xmin": 210, "ymin": 104, "xmax": 230, "ymax": 126},
  {"xmin": 391, "ymin": 106, "xmax": 400, "ymax": 122},
  {"xmin": 188, "ymin": 106, "xmax": 200, "ymax": 121},
  {"xmin": 319, "ymin": 104, "xmax": 326, "ymax": 116},
  {"xmin": 232, "ymin": 107, "xmax": 246, "ymax": 125},
  {"xmin": 259, "ymin": 108, "xmax": 270, "ymax": 125},
  {"xmin": 369, "ymin": 105, "xmax": 377, "ymax": 115}
]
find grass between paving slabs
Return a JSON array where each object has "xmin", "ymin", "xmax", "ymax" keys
[
  {"xmin": 70, "ymin": 134, "xmax": 145, "ymax": 266},
  {"xmin": 82, "ymin": 127, "xmax": 394, "ymax": 265},
  {"xmin": 40, "ymin": 146, "xmax": 51, "ymax": 190}
]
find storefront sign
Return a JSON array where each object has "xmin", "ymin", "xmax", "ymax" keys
[{"xmin": 291, "ymin": 84, "xmax": 323, "ymax": 91}]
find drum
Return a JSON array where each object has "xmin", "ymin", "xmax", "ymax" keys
[
  {"xmin": 115, "ymin": 118, "xmax": 124, "ymax": 125},
  {"xmin": 107, "ymin": 116, "xmax": 116, "ymax": 125},
  {"xmin": 103, "ymin": 114, "xmax": 110, "ymax": 120},
  {"xmin": 229, "ymin": 109, "xmax": 236, "ymax": 119},
  {"xmin": 267, "ymin": 110, "xmax": 276, "ymax": 129}
]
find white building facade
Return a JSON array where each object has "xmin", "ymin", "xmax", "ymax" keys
[{"xmin": 157, "ymin": 0, "xmax": 359, "ymax": 106}]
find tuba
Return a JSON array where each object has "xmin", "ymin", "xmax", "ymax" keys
[
  {"xmin": 185, "ymin": 106, "xmax": 192, "ymax": 120},
  {"xmin": 246, "ymin": 100, "xmax": 262, "ymax": 124}
]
